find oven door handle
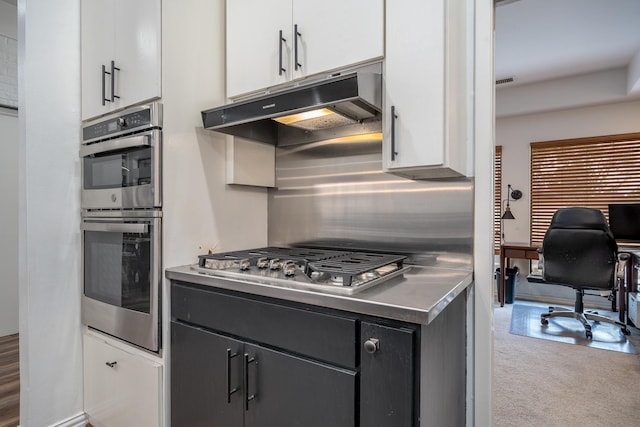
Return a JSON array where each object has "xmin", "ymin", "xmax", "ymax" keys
[
  {"xmin": 81, "ymin": 222, "xmax": 149, "ymax": 233},
  {"xmin": 79, "ymin": 134, "xmax": 151, "ymax": 157}
]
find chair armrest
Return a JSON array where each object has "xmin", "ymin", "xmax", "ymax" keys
[{"xmin": 616, "ymin": 253, "xmax": 630, "ymax": 280}]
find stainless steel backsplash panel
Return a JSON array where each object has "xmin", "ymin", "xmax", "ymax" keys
[{"xmin": 267, "ymin": 140, "xmax": 473, "ymax": 269}]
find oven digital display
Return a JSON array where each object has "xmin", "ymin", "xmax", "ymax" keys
[{"xmin": 107, "ymin": 121, "xmax": 118, "ymax": 132}]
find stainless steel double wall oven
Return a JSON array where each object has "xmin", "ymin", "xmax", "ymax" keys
[{"xmin": 80, "ymin": 102, "xmax": 162, "ymax": 352}]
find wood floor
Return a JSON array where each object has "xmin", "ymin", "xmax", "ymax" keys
[{"xmin": 0, "ymin": 334, "xmax": 19, "ymax": 427}]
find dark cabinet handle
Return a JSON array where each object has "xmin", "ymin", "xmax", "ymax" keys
[
  {"xmin": 102, "ymin": 65, "xmax": 110, "ymax": 105},
  {"xmin": 105, "ymin": 361, "xmax": 117, "ymax": 368},
  {"xmin": 391, "ymin": 106, "xmax": 398, "ymax": 161},
  {"xmin": 279, "ymin": 30, "xmax": 286, "ymax": 76},
  {"xmin": 244, "ymin": 353, "xmax": 257, "ymax": 411},
  {"xmin": 110, "ymin": 60, "xmax": 120, "ymax": 102},
  {"xmin": 226, "ymin": 349, "xmax": 239, "ymax": 403},
  {"xmin": 294, "ymin": 24, "xmax": 302, "ymax": 71}
]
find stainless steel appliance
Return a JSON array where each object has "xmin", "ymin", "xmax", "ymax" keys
[
  {"xmin": 194, "ymin": 247, "xmax": 408, "ymax": 295},
  {"xmin": 80, "ymin": 102, "xmax": 163, "ymax": 353},
  {"xmin": 201, "ymin": 66, "xmax": 382, "ymax": 146},
  {"xmin": 81, "ymin": 103, "xmax": 162, "ymax": 210},
  {"xmin": 81, "ymin": 211, "xmax": 161, "ymax": 352}
]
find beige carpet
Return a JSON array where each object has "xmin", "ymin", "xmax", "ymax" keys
[{"xmin": 493, "ymin": 301, "xmax": 640, "ymax": 427}]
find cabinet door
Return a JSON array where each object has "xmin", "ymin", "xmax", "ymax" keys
[
  {"xmin": 293, "ymin": 0, "xmax": 383, "ymax": 80},
  {"xmin": 244, "ymin": 343, "xmax": 356, "ymax": 427},
  {"xmin": 114, "ymin": 0, "xmax": 161, "ymax": 110},
  {"xmin": 383, "ymin": 0, "xmax": 446, "ymax": 171},
  {"xmin": 171, "ymin": 321, "xmax": 244, "ymax": 427},
  {"xmin": 226, "ymin": 0, "xmax": 292, "ymax": 98},
  {"xmin": 84, "ymin": 332, "xmax": 162, "ymax": 427},
  {"xmin": 360, "ymin": 322, "xmax": 415, "ymax": 427},
  {"xmin": 81, "ymin": 0, "xmax": 116, "ymax": 120}
]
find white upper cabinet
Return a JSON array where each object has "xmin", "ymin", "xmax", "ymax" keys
[
  {"xmin": 226, "ymin": 0, "xmax": 291, "ymax": 98},
  {"xmin": 81, "ymin": 0, "xmax": 161, "ymax": 120},
  {"xmin": 226, "ymin": 0, "xmax": 383, "ymax": 99},
  {"xmin": 292, "ymin": 1, "xmax": 383, "ymax": 80},
  {"xmin": 383, "ymin": 0, "xmax": 470, "ymax": 179}
]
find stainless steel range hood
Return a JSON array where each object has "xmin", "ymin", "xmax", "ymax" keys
[{"xmin": 201, "ymin": 71, "xmax": 382, "ymax": 146}]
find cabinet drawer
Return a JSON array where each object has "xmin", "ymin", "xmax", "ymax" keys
[{"xmin": 172, "ymin": 283, "xmax": 357, "ymax": 368}]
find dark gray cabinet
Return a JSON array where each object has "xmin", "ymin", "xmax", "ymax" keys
[
  {"xmin": 171, "ymin": 282, "xmax": 425, "ymax": 426},
  {"xmin": 171, "ymin": 321, "xmax": 356, "ymax": 427},
  {"xmin": 171, "ymin": 322, "xmax": 243, "ymax": 426},
  {"xmin": 360, "ymin": 322, "xmax": 416, "ymax": 426}
]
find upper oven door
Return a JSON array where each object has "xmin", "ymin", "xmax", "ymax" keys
[{"xmin": 80, "ymin": 129, "xmax": 161, "ymax": 210}]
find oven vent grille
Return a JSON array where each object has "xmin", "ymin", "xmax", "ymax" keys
[{"xmin": 496, "ymin": 76, "xmax": 515, "ymax": 85}]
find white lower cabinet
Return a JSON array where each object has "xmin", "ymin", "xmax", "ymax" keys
[{"xmin": 83, "ymin": 330, "xmax": 162, "ymax": 427}]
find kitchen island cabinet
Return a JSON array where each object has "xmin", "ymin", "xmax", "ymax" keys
[
  {"xmin": 383, "ymin": 0, "xmax": 470, "ymax": 179},
  {"xmin": 168, "ymin": 269, "xmax": 469, "ymax": 427},
  {"xmin": 81, "ymin": 0, "xmax": 161, "ymax": 120},
  {"xmin": 83, "ymin": 329, "xmax": 162, "ymax": 427},
  {"xmin": 226, "ymin": 0, "xmax": 383, "ymax": 99}
]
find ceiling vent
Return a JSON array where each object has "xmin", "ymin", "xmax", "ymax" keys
[{"xmin": 496, "ymin": 76, "xmax": 515, "ymax": 85}]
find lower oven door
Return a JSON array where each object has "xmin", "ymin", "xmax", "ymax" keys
[{"xmin": 81, "ymin": 212, "xmax": 161, "ymax": 352}]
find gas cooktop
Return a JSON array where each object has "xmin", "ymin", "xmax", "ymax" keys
[{"xmin": 191, "ymin": 247, "xmax": 408, "ymax": 295}]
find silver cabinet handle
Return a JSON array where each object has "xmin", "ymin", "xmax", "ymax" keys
[{"xmin": 364, "ymin": 338, "xmax": 379, "ymax": 354}]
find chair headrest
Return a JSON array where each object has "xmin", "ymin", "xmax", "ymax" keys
[{"xmin": 548, "ymin": 207, "xmax": 611, "ymax": 233}]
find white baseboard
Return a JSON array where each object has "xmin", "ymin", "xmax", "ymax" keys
[{"xmin": 49, "ymin": 412, "xmax": 88, "ymax": 427}]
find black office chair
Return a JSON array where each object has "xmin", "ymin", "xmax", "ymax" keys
[{"xmin": 539, "ymin": 207, "xmax": 630, "ymax": 339}]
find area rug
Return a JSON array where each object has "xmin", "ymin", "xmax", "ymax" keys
[{"xmin": 509, "ymin": 302, "xmax": 637, "ymax": 354}]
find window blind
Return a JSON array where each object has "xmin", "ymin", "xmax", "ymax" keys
[
  {"xmin": 494, "ymin": 145, "xmax": 502, "ymax": 253},
  {"xmin": 530, "ymin": 133, "xmax": 640, "ymax": 245}
]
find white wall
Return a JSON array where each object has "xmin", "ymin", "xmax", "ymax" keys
[
  {"xmin": 0, "ymin": 109, "xmax": 18, "ymax": 337},
  {"xmin": 161, "ymin": 0, "xmax": 268, "ymax": 423},
  {"xmin": 497, "ymin": 99, "xmax": 640, "ymax": 244},
  {"xmin": 496, "ymin": 99, "xmax": 640, "ymax": 304},
  {"xmin": 472, "ymin": 0, "xmax": 494, "ymax": 425},
  {"xmin": 0, "ymin": 1, "xmax": 18, "ymax": 37},
  {"xmin": 0, "ymin": 0, "xmax": 18, "ymax": 338},
  {"xmin": 161, "ymin": 0, "xmax": 267, "ymax": 271},
  {"xmin": 18, "ymin": 0, "xmax": 84, "ymax": 425}
]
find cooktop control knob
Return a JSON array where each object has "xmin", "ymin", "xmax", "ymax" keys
[
  {"xmin": 283, "ymin": 261, "xmax": 297, "ymax": 277},
  {"xmin": 269, "ymin": 258, "xmax": 283, "ymax": 270},
  {"xmin": 364, "ymin": 338, "xmax": 379, "ymax": 354}
]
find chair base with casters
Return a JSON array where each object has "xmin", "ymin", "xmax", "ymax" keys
[{"xmin": 540, "ymin": 289, "xmax": 630, "ymax": 339}]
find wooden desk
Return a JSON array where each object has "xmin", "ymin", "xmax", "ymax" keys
[{"xmin": 499, "ymin": 243, "xmax": 540, "ymax": 307}]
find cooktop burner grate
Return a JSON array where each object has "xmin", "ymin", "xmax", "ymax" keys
[
  {"xmin": 198, "ymin": 247, "xmax": 347, "ymax": 267},
  {"xmin": 197, "ymin": 247, "xmax": 407, "ymax": 289},
  {"xmin": 307, "ymin": 253, "xmax": 406, "ymax": 286}
]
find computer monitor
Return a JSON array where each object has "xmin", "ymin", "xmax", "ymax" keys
[{"xmin": 608, "ymin": 203, "xmax": 640, "ymax": 242}]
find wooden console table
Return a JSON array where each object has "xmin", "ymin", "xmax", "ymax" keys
[{"xmin": 499, "ymin": 243, "xmax": 540, "ymax": 307}]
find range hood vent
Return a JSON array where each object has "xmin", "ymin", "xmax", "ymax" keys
[{"xmin": 201, "ymin": 71, "xmax": 382, "ymax": 146}]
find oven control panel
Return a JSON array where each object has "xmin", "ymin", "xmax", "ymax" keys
[{"xmin": 82, "ymin": 103, "xmax": 162, "ymax": 143}]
